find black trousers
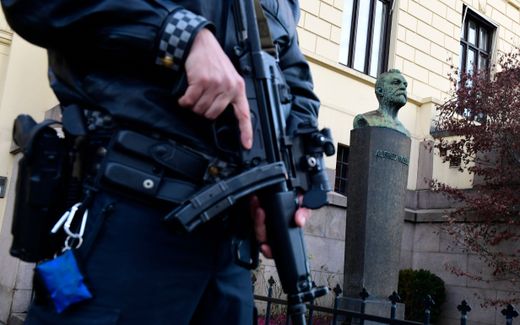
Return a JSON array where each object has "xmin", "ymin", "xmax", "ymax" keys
[{"xmin": 25, "ymin": 190, "xmax": 254, "ymax": 325}]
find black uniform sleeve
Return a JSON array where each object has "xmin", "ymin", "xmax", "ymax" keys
[
  {"xmin": 275, "ymin": 3, "xmax": 320, "ymax": 129},
  {"xmin": 0, "ymin": 0, "xmax": 212, "ymax": 71},
  {"xmin": 279, "ymin": 32, "xmax": 320, "ymax": 128}
]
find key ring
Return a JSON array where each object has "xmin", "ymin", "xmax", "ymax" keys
[{"xmin": 63, "ymin": 236, "xmax": 84, "ymax": 251}]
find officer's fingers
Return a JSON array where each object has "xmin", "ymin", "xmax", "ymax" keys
[
  {"xmin": 203, "ymin": 93, "xmax": 231, "ymax": 119},
  {"xmin": 260, "ymin": 244, "xmax": 273, "ymax": 259},
  {"xmin": 250, "ymin": 196, "xmax": 273, "ymax": 258},
  {"xmin": 295, "ymin": 207, "xmax": 311, "ymax": 227},
  {"xmin": 178, "ymin": 84, "xmax": 204, "ymax": 108},
  {"xmin": 295, "ymin": 194, "xmax": 311, "ymax": 227},
  {"xmin": 251, "ymin": 196, "xmax": 267, "ymax": 244},
  {"xmin": 225, "ymin": 69, "xmax": 252, "ymax": 149},
  {"xmin": 233, "ymin": 93, "xmax": 252, "ymax": 149},
  {"xmin": 190, "ymin": 87, "xmax": 222, "ymax": 116}
]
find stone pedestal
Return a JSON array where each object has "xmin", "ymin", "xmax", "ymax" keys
[{"xmin": 343, "ymin": 127, "xmax": 410, "ymax": 301}]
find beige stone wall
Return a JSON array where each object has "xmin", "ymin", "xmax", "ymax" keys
[
  {"xmin": 298, "ymin": 0, "xmax": 520, "ymax": 102},
  {"xmin": 402, "ymin": 222, "xmax": 520, "ymax": 325},
  {"xmin": 297, "ymin": 0, "xmax": 520, "ymax": 190},
  {"xmin": 0, "ymin": 33, "xmax": 57, "ymax": 235},
  {"xmin": 0, "ymin": 15, "xmax": 57, "ymax": 322}
]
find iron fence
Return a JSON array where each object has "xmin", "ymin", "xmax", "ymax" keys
[{"xmin": 253, "ymin": 276, "xmax": 519, "ymax": 325}]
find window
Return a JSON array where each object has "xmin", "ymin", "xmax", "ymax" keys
[
  {"xmin": 334, "ymin": 144, "xmax": 350, "ymax": 195},
  {"xmin": 339, "ymin": 0, "xmax": 393, "ymax": 77},
  {"xmin": 459, "ymin": 7, "xmax": 495, "ymax": 76},
  {"xmin": 439, "ymin": 147, "xmax": 462, "ymax": 168},
  {"xmin": 0, "ymin": 176, "xmax": 6, "ymax": 198},
  {"xmin": 459, "ymin": 7, "xmax": 495, "ymax": 121}
]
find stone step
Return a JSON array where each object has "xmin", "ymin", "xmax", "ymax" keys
[{"xmin": 7, "ymin": 313, "xmax": 26, "ymax": 325}]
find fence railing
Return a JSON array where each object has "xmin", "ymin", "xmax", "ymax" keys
[{"xmin": 253, "ymin": 276, "xmax": 519, "ymax": 325}]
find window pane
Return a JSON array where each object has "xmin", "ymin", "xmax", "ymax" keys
[
  {"xmin": 334, "ymin": 144, "xmax": 350, "ymax": 195},
  {"xmin": 461, "ymin": 14, "xmax": 466, "ymax": 39},
  {"xmin": 466, "ymin": 48, "xmax": 476, "ymax": 74},
  {"xmin": 339, "ymin": 0, "xmax": 391, "ymax": 76},
  {"xmin": 459, "ymin": 44, "xmax": 465, "ymax": 79},
  {"xmin": 479, "ymin": 54, "xmax": 488, "ymax": 70},
  {"xmin": 479, "ymin": 28, "xmax": 488, "ymax": 51},
  {"xmin": 353, "ymin": 0, "xmax": 371, "ymax": 71},
  {"xmin": 467, "ymin": 20, "xmax": 477, "ymax": 45},
  {"xmin": 339, "ymin": 0, "xmax": 354, "ymax": 64},
  {"xmin": 369, "ymin": 1, "xmax": 384, "ymax": 77},
  {"xmin": 459, "ymin": 44, "xmax": 465, "ymax": 69}
]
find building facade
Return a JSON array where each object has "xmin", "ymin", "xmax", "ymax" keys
[
  {"xmin": 0, "ymin": 1, "xmax": 519, "ymax": 324},
  {"xmin": 298, "ymin": 1, "xmax": 519, "ymax": 324}
]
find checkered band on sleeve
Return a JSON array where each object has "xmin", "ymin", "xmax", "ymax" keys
[{"xmin": 156, "ymin": 9, "xmax": 209, "ymax": 71}]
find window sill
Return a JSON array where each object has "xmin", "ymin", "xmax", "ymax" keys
[
  {"xmin": 302, "ymin": 50, "xmax": 436, "ymax": 107},
  {"xmin": 303, "ymin": 49, "xmax": 376, "ymax": 86},
  {"xmin": 508, "ymin": 0, "xmax": 520, "ymax": 9},
  {"xmin": 430, "ymin": 127, "xmax": 467, "ymax": 138}
]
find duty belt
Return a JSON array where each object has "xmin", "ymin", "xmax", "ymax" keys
[{"xmin": 95, "ymin": 130, "xmax": 237, "ymax": 204}]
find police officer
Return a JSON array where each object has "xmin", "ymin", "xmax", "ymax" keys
[{"xmin": 1, "ymin": 0, "xmax": 319, "ymax": 324}]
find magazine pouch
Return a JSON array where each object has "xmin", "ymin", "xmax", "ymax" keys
[{"xmin": 10, "ymin": 114, "xmax": 69, "ymax": 262}]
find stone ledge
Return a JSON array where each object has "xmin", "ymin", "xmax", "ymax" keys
[
  {"xmin": 406, "ymin": 189, "xmax": 463, "ymax": 210},
  {"xmin": 508, "ymin": 0, "xmax": 520, "ymax": 9},
  {"xmin": 328, "ymin": 191, "xmax": 346, "ymax": 208},
  {"xmin": 404, "ymin": 206, "xmax": 503, "ymax": 223},
  {"xmin": 0, "ymin": 30, "xmax": 12, "ymax": 46},
  {"xmin": 404, "ymin": 208, "xmax": 454, "ymax": 223},
  {"xmin": 302, "ymin": 50, "xmax": 440, "ymax": 107}
]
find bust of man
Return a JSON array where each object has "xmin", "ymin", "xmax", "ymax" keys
[{"xmin": 353, "ymin": 69, "xmax": 410, "ymax": 137}]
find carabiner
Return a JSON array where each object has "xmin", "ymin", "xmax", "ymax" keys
[{"xmin": 64, "ymin": 204, "xmax": 88, "ymax": 239}]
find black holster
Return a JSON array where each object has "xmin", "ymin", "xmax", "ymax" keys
[{"xmin": 10, "ymin": 115, "xmax": 71, "ymax": 262}]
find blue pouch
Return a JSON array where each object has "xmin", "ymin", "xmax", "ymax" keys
[{"xmin": 35, "ymin": 249, "xmax": 93, "ymax": 313}]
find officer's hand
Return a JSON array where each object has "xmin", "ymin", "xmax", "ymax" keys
[
  {"xmin": 250, "ymin": 195, "xmax": 311, "ymax": 259},
  {"xmin": 179, "ymin": 28, "xmax": 252, "ymax": 149}
]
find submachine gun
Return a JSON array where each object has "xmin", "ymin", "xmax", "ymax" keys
[{"xmin": 164, "ymin": 0, "xmax": 335, "ymax": 323}]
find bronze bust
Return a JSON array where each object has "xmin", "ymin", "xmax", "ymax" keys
[{"xmin": 353, "ymin": 69, "xmax": 410, "ymax": 137}]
